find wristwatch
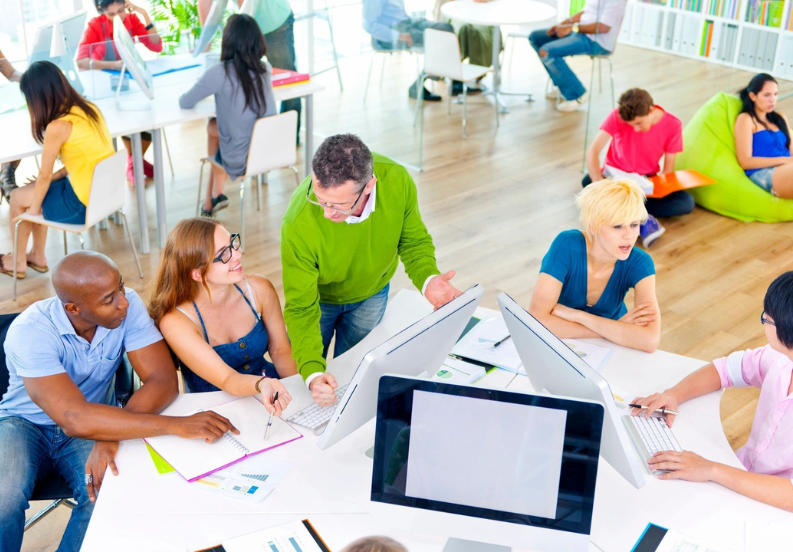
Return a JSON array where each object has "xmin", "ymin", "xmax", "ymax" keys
[
  {"xmin": 572, "ymin": 23, "xmax": 580, "ymax": 33},
  {"xmin": 145, "ymin": 22, "xmax": 154, "ymax": 31}
]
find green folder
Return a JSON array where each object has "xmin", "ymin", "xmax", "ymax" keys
[{"xmin": 146, "ymin": 443, "xmax": 176, "ymax": 475}]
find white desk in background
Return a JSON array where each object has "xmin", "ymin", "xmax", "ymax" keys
[
  {"xmin": 0, "ymin": 72, "xmax": 325, "ymax": 255},
  {"xmin": 441, "ymin": 0, "xmax": 556, "ymax": 111},
  {"xmin": 81, "ymin": 290, "xmax": 791, "ymax": 551}
]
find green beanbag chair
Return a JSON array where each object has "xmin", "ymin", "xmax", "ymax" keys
[{"xmin": 676, "ymin": 92, "xmax": 793, "ymax": 223}]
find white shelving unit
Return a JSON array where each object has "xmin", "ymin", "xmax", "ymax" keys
[{"xmin": 618, "ymin": 0, "xmax": 793, "ymax": 80}]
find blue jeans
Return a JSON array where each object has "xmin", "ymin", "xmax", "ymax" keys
[
  {"xmin": 0, "ymin": 417, "xmax": 95, "ymax": 552},
  {"xmin": 265, "ymin": 13, "xmax": 301, "ymax": 145},
  {"xmin": 529, "ymin": 30, "xmax": 609, "ymax": 101},
  {"xmin": 320, "ymin": 284, "xmax": 390, "ymax": 359}
]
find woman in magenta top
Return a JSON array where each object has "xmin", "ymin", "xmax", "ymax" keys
[
  {"xmin": 76, "ymin": 0, "xmax": 162, "ymax": 182},
  {"xmin": 632, "ymin": 271, "xmax": 793, "ymax": 511}
]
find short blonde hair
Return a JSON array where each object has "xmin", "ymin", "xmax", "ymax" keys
[
  {"xmin": 576, "ymin": 179, "xmax": 648, "ymax": 238},
  {"xmin": 340, "ymin": 537, "xmax": 408, "ymax": 552}
]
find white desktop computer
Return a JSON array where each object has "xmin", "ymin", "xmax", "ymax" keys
[
  {"xmin": 305, "ymin": 284, "xmax": 485, "ymax": 450},
  {"xmin": 29, "ymin": 11, "xmax": 87, "ymax": 95},
  {"xmin": 193, "ymin": 0, "xmax": 229, "ymax": 57},
  {"xmin": 371, "ymin": 375, "xmax": 604, "ymax": 552},
  {"xmin": 497, "ymin": 292, "xmax": 649, "ymax": 489}
]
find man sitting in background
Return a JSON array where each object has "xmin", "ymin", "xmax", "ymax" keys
[
  {"xmin": 363, "ymin": 0, "xmax": 458, "ymax": 101},
  {"xmin": 0, "ymin": 251, "xmax": 236, "ymax": 552},
  {"xmin": 529, "ymin": 0, "xmax": 627, "ymax": 112}
]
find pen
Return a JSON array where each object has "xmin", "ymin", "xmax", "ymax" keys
[
  {"xmin": 264, "ymin": 391, "xmax": 279, "ymax": 441},
  {"xmin": 629, "ymin": 403, "xmax": 679, "ymax": 416},
  {"xmin": 492, "ymin": 335, "xmax": 511, "ymax": 348}
]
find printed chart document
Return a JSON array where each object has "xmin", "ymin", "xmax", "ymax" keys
[
  {"xmin": 562, "ymin": 339, "xmax": 614, "ymax": 373},
  {"xmin": 198, "ymin": 519, "xmax": 330, "ymax": 552},
  {"xmin": 432, "ymin": 357, "xmax": 489, "ymax": 384},
  {"xmin": 145, "ymin": 396, "xmax": 302, "ymax": 481},
  {"xmin": 193, "ymin": 454, "xmax": 292, "ymax": 503},
  {"xmin": 451, "ymin": 317, "xmax": 522, "ymax": 372}
]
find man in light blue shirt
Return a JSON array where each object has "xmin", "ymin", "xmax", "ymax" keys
[
  {"xmin": 362, "ymin": 0, "xmax": 456, "ymax": 101},
  {"xmin": 0, "ymin": 252, "xmax": 237, "ymax": 552}
]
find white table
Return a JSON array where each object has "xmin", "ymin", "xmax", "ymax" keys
[
  {"xmin": 0, "ymin": 73, "xmax": 324, "ymax": 254},
  {"xmin": 81, "ymin": 290, "xmax": 793, "ymax": 551},
  {"xmin": 441, "ymin": 0, "xmax": 556, "ymax": 111}
]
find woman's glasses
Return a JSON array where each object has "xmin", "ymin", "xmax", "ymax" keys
[{"xmin": 213, "ymin": 233, "xmax": 241, "ymax": 264}]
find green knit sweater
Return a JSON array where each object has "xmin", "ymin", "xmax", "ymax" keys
[{"xmin": 281, "ymin": 154, "xmax": 440, "ymax": 380}]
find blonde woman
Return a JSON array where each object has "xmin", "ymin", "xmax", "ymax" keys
[{"xmin": 529, "ymin": 179, "xmax": 660, "ymax": 353}]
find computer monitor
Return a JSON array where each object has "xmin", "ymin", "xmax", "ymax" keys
[
  {"xmin": 29, "ymin": 11, "xmax": 87, "ymax": 95},
  {"xmin": 193, "ymin": 0, "xmax": 229, "ymax": 58},
  {"xmin": 113, "ymin": 17, "xmax": 154, "ymax": 102},
  {"xmin": 497, "ymin": 293, "xmax": 648, "ymax": 489},
  {"xmin": 316, "ymin": 284, "xmax": 485, "ymax": 450},
  {"xmin": 371, "ymin": 375, "xmax": 604, "ymax": 552}
]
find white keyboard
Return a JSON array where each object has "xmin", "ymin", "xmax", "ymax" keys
[
  {"xmin": 623, "ymin": 415, "xmax": 683, "ymax": 471},
  {"xmin": 287, "ymin": 383, "xmax": 350, "ymax": 430}
]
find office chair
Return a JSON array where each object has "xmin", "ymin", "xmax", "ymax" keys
[{"xmin": 0, "ymin": 313, "xmax": 136, "ymax": 531}]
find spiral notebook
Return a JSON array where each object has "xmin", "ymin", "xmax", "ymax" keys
[{"xmin": 144, "ymin": 396, "xmax": 302, "ymax": 482}]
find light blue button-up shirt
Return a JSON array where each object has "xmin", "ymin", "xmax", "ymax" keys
[
  {"xmin": 363, "ymin": 0, "xmax": 410, "ymax": 44},
  {"xmin": 0, "ymin": 289, "xmax": 163, "ymax": 426}
]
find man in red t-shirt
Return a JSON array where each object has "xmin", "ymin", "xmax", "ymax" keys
[
  {"xmin": 584, "ymin": 88, "xmax": 694, "ymax": 247},
  {"xmin": 76, "ymin": 0, "xmax": 163, "ymax": 183}
]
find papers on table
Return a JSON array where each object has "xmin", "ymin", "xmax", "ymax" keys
[
  {"xmin": 193, "ymin": 454, "xmax": 292, "ymax": 504},
  {"xmin": 204, "ymin": 519, "xmax": 330, "ymax": 552},
  {"xmin": 451, "ymin": 317, "xmax": 522, "ymax": 372},
  {"xmin": 562, "ymin": 339, "xmax": 614, "ymax": 373},
  {"xmin": 144, "ymin": 396, "xmax": 302, "ymax": 482},
  {"xmin": 432, "ymin": 357, "xmax": 489, "ymax": 384},
  {"xmin": 604, "ymin": 164, "xmax": 655, "ymax": 195}
]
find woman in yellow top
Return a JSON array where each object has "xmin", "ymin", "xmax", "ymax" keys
[{"xmin": 1, "ymin": 60, "xmax": 114, "ymax": 279}]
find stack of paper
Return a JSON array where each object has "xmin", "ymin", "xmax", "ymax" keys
[{"xmin": 450, "ymin": 318, "xmax": 522, "ymax": 372}]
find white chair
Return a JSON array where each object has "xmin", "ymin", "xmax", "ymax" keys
[
  {"xmin": 418, "ymin": 28, "xmax": 495, "ymax": 142},
  {"xmin": 12, "ymin": 151, "xmax": 143, "ymax": 300},
  {"xmin": 195, "ymin": 111, "xmax": 299, "ymax": 252}
]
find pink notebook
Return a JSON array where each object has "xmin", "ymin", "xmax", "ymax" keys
[
  {"xmin": 144, "ymin": 396, "xmax": 302, "ymax": 482},
  {"xmin": 272, "ymin": 67, "xmax": 310, "ymax": 87}
]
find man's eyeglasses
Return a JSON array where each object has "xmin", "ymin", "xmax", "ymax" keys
[
  {"xmin": 213, "ymin": 233, "xmax": 241, "ymax": 264},
  {"xmin": 305, "ymin": 178, "xmax": 369, "ymax": 216},
  {"xmin": 761, "ymin": 310, "xmax": 776, "ymax": 326}
]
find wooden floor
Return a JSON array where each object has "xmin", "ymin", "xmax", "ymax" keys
[{"xmin": 5, "ymin": 42, "xmax": 789, "ymax": 549}]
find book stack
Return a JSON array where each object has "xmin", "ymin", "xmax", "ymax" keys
[
  {"xmin": 746, "ymin": 0, "xmax": 784, "ymax": 26},
  {"xmin": 707, "ymin": 0, "xmax": 741, "ymax": 18},
  {"xmin": 671, "ymin": 0, "xmax": 702, "ymax": 10},
  {"xmin": 699, "ymin": 20, "xmax": 739, "ymax": 59}
]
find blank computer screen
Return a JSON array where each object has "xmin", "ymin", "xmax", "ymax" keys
[
  {"xmin": 371, "ymin": 377, "xmax": 603, "ymax": 535},
  {"xmin": 406, "ymin": 391, "xmax": 567, "ymax": 519}
]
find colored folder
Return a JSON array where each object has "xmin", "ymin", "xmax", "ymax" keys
[{"xmin": 647, "ymin": 169, "xmax": 717, "ymax": 198}]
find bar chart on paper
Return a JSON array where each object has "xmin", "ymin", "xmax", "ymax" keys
[{"xmin": 217, "ymin": 520, "xmax": 330, "ymax": 552}]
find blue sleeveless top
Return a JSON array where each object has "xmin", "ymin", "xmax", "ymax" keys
[
  {"xmin": 746, "ymin": 129, "xmax": 791, "ymax": 176},
  {"xmin": 179, "ymin": 281, "xmax": 278, "ymax": 393}
]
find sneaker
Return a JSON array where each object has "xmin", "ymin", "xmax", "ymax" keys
[
  {"xmin": 143, "ymin": 159, "xmax": 154, "ymax": 178},
  {"xmin": 556, "ymin": 91, "xmax": 589, "ymax": 112},
  {"xmin": 640, "ymin": 215, "xmax": 666, "ymax": 248},
  {"xmin": 0, "ymin": 164, "xmax": 18, "ymax": 202},
  {"xmin": 546, "ymin": 86, "xmax": 560, "ymax": 99},
  {"xmin": 211, "ymin": 193, "xmax": 229, "ymax": 214},
  {"xmin": 200, "ymin": 207, "xmax": 213, "ymax": 218}
]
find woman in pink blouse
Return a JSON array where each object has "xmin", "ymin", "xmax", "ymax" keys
[{"xmin": 631, "ymin": 271, "xmax": 793, "ymax": 511}]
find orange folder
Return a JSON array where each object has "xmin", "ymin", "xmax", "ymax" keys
[{"xmin": 647, "ymin": 170, "xmax": 716, "ymax": 198}]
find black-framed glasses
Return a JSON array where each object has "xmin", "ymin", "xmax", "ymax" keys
[
  {"xmin": 213, "ymin": 233, "xmax": 241, "ymax": 264},
  {"xmin": 305, "ymin": 178, "xmax": 369, "ymax": 216},
  {"xmin": 761, "ymin": 310, "xmax": 776, "ymax": 326}
]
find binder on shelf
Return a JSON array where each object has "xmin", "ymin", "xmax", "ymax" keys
[
  {"xmin": 755, "ymin": 28, "xmax": 768, "ymax": 67},
  {"xmin": 673, "ymin": 13, "xmax": 685, "ymax": 49},
  {"xmin": 763, "ymin": 31, "xmax": 778, "ymax": 69},
  {"xmin": 665, "ymin": 12, "xmax": 677, "ymax": 48},
  {"xmin": 632, "ymin": 5, "xmax": 645, "ymax": 42}
]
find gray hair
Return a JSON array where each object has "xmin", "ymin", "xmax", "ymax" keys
[{"xmin": 311, "ymin": 133, "xmax": 373, "ymax": 190}]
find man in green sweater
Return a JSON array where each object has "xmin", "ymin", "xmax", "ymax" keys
[{"xmin": 281, "ymin": 134, "xmax": 461, "ymax": 406}]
